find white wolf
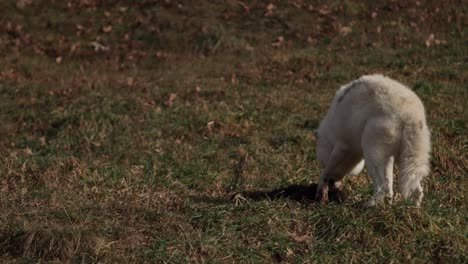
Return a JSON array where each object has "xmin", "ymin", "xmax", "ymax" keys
[{"xmin": 315, "ymin": 74, "xmax": 431, "ymax": 206}]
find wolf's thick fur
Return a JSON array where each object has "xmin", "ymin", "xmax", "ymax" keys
[{"xmin": 315, "ymin": 74, "xmax": 430, "ymax": 206}]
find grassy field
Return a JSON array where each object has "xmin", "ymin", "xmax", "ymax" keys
[{"xmin": 0, "ymin": 0, "xmax": 466, "ymax": 263}]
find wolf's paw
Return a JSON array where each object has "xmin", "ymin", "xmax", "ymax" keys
[{"xmin": 315, "ymin": 188, "xmax": 328, "ymax": 204}]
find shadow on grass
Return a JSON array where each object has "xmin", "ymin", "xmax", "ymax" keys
[
  {"xmin": 240, "ymin": 183, "xmax": 348, "ymax": 204},
  {"xmin": 191, "ymin": 183, "xmax": 348, "ymax": 205}
]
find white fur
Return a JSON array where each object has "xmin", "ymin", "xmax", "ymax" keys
[{"xmin": 315, "ymin": 74, "xmax": 431, "ymax": 206}]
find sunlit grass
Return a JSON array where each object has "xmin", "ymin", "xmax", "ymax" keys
[{"xmin": 0, "ymin": 1, "xmax": 466, "ymax": 262}]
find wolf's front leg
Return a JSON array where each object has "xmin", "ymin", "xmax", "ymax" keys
[
  {"xmin": 315, "ymin": 144, "xmax": 348, "ymax": 203},
  {"xmin": 316, "ymin": 173, "xmax": 330, "ymax": 204}
]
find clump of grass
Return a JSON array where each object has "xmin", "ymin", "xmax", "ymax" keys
[{"xmin": 0, "ymin": 227, "xmax": 96, "ymax": 261}]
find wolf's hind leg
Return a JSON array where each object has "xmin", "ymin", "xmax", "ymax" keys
[
  {"xmin": 365, "ymin": 155, "xmax": 394, "ymax": 206},
  {"xmin": 362, "ymin": 119, "xmax": 398, "ymax": 206}
]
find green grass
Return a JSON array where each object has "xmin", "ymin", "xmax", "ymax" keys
[{"xmin": 0, "ymin": 0, "xmax": 467, "ymax": 263}]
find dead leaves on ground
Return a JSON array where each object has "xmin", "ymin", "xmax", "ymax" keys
[
  {"xmin": 0, "ymin": 1, "xmax": 458, "ymax": 69},
  {"xmin": 425, "ymin": 34, "xmax": 447, "ymax": 47},
  {"xmin": 205, "ymin": 119, "xmax": 252, "ymax": 139}
]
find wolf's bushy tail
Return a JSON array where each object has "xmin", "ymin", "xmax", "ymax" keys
[{"xmin": 398, "ymin": 120, "xmax": 431, "ymax": 205}]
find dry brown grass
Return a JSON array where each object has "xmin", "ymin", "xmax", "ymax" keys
[
  {"xmin": 0, "ymin": 0, "xmax": 466, "ymax": 262},
  {"xmin": 0, "ymin": 227, "xmax": 96, "ymax": 261}
]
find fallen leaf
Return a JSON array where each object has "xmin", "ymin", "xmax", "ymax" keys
[
  {"xmin": 272, "ymin": 36, "xmax": 285, "ymax": 47},
  {"xmin": 238, "ymin": 1, "xmax": 250, "ymax": 13},
  {"xmin": 287, "ymin": 231, "xmax": 313, "ymax": 243},
  {"xmin": 231, "ymin": 73, "xmax": 238, "ymax": 84},
  {"xmin": 340, "ymin": 26, "xmax": 352, "ymax": 36},
  {"xmin": 318, "ymin": 5, "xmax": 330, "ymax": 15},
  {"xmin": 103, "ymin": 25, "xmax": 113, "ymax": 33},
  {"xmin": 131, "ymin": 165, "xmax": 143, "ymax": 176},
  {"xmin": 207, "ymin": 120, "xmax": 222, "ymax": 133},
  {"xmin": 166, "ymin": 93, "xmax": 177, "ymax": 107},
  {"xmin": 265, "ymin": 3, "xmax": 275, "ymax": 16},
  {"xmin": 39, "ymin": 137, "xmax": 47, "ymax": 146},
  {"xmin": 425, "ymin": 34, "xmax": 435, "ymax": 47},
  {"xmin": 18, "ymin": 148, "xmax": 33, "ymax": 156},
  {"xmin": 244, "ymin": 44, "xmax": 254, "ymax": 51},
  {"xmin": 90, "ymin": 41, "xmax": 109, "ymax": 52},
  {"xmin": 127, "ymin": 77, "xmax": 135, "ymax": 86},
  {"xmin": 70, "ymin": 42, "xmax": 80, "ymax": 52},
  {"xmin": 16, "ymin": 0, "xmax": 32, "ymax": 9}
]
